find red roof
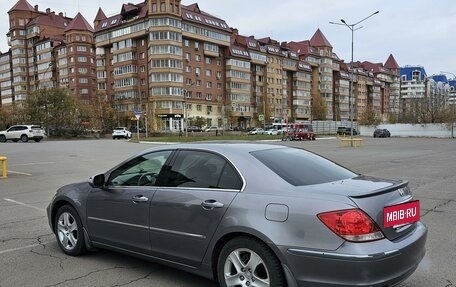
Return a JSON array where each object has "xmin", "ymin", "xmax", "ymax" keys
[
  {"xmin": 94, "ymin": 8, "xmax": 107, "ymax": 22},
  {"xmin": 384, "ymin": 54, "xmax": 399, "ymax": 70},
  {"xmin": 27, "ymin": 13, "xmax": 70, "ymax": 29},
  {"xmin": 286, "ymin": 40, "xmax": 317, "ymax": 56},
  {"xmin": 309, "ymin": 29, "xmax": 332, "ymax": 48},
  {"xmin": 8, "ymin": 0, "xmax": 34, "ymax": 13},
  {"xmin": 65, "ymin": 13, "xmax": 94, "ymax": 32}
]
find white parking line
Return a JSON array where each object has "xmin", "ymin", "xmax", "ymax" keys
[
  {"xmin": 3, "ymin": 198, "xmax": 45, "ymax": 213},
  {"xmin": 0, "ymin": 243, "xmax": 48, "ymax": 255},
  {"xmin": 10, "ymin": 161, "xmax": 56, "ymax": 166},
  {"xmin": 6, "ymin": 170, "xmax": 32, "ymax": 176}
]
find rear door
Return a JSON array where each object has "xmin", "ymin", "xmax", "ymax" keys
[{"xmin": 149, "ymin": 149, "xmax": 242, "ymax": 266}]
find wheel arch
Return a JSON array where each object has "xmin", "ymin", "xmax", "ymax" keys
[
  {"xmin": 50, "ymin": 199, "xmax": 80, "ymax": 233},
  {"xmin": 209, "ymin": 230, "xmax": 292, "ymax": 285}
]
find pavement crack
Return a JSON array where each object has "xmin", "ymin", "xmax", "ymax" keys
[
  {"xmin": 445, "ymin": 279, "xmax": 454, "ymax": 287},
  {"xmin": 0, "ymin": 233, "xmax": 52, "ymax": 244},
  {"xmin": 30, "ymin": 235, "xmax": 67, "ymax": 271},
  {"xmin": 421, "ymin": 199, "xmax": 454, "ymax": 218},
  {"xmin": 44, "ymin": 266, "xmax": 140, "ymax": 287},
  {"xmin": 111, "ymin": 270, "xmax": 154, "ymax": 287}
]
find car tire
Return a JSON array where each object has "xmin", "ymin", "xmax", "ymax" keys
[
  {"xmin": 54, "ymin": 205, "xmax": 86, "ymax": 256},
  {"xmin": 0, "ymin": 135, "xmax": 6, "ymax": 143},
  {"xmin": 217, "ymin": 236, "xmax": 286, "ymax": 287},
  {"xmin": 20, "ymin": 134, "xmax": 28, "ymax": 142}
]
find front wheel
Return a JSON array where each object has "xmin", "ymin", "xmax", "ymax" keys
[
  {"xmin": 54, "ymin": 205, "xmax": 85, "ymax": 256},
  {"xmin": 217, "ymin": 237, "xmax": 285, "ymax": 287}
]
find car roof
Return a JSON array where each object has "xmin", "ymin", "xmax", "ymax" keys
[{"xmin": 140, "ymin": 143, "xmax": 286, "ymax": 157}]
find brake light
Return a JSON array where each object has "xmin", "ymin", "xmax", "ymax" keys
[{"xmin": 318, "ymin": 209, "xmax": 384, "ymax": 242}]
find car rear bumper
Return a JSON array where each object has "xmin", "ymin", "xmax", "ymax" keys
[{"xmin": 280, "ymin": 222, "xmax": 427, "ymax": 287}]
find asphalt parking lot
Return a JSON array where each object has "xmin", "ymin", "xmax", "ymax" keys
[{"xmin": 0, "ymin": 137, "xmax": 455, "ymax": 287}]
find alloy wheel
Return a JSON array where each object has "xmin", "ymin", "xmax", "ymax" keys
[
  {"xmin": 223, "ymin": 248, "xmax": 270, "ymax": 287},
  {"xmin": 57, "ymin": 212, "xmax": 79, "ymax": 251}
]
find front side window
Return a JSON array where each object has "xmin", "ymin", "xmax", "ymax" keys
[
  {"xmin": 108, "ymin": 150, "xmax": 172, "ymax": 187},
  {"xmin": 158, "ymin": 150, "xmax": 242, "ymax": 190}
]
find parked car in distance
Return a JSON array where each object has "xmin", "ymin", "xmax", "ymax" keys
[
  {"xmin": 283, "ymin": 123, "xmax": 316, "ymax": 141},
  {"xmin": 265, "ymin": 129, "xmax": 279, "ymax": 135},
  {"xmin": 247, "ymin": 127, "xmax": 265, "ymax": 135},
  {"xmin": 0, "ymin": 125, "xmax": 45, "ymax": 142},
  {"xmin": 373, "ymin": 128, "xmax": 391, "ymax": 138},
  {"xmin": 204, "ymin": 126, "xmax": 219, "ymax": 132},
  {"xmin": 337, "ymin": 126, "xmax": 359, "ymax": 136},
  {"xmin": 112, "ymin": 127, "xmax": 131, "ymax": 139},
  {"xmin": 186, "ymin": 126, "xmax": 203, "ymax": 132},
  {"xmin": 47, "ymin": 143, "xmax": 427, "ymax": 287}
]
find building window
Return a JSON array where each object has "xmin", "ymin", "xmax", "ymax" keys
[
  {"xmin": 197, "ymin": 105, "xmax": 202, "ymax": 111},
  {"xmin": 206, "ymin": 69, "xmax": 212, "ymax": 77},
  {"xmin": 205, "ymin": 57, "xmax": 212, "ymax": 64},
  {"xmin": 184, "ymin": 40, "xmax": 190, "ymax": 47},
  {"xmin": 195, "ymin": 55, "xmax": 201, "ymax": 62}
]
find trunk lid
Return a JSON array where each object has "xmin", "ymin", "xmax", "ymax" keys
[{"xmin": 306, "ymin": 175, "xmax": 417, "ymax": 240}]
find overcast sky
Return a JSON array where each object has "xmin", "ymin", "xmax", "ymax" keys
[{"xmin": 2, "ymin": 0, "xmax": 455, "ymax": 77}]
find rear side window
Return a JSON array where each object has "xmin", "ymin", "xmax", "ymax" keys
[
  {"xmin": 159, "ymin": 150, "xmax": 242, "ymax": 190},
  {"xmin": 251, "ymin": 148, "xmax": 356, "ymax": 186}
]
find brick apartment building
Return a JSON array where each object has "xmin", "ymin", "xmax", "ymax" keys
[{"xmin": 1, "ymin": 0, "xmax": 402, "ymax": 130}]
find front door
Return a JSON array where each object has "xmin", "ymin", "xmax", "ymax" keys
[{"xmin": 86, "ymin": 150, "xmax": 173, "ymax": 253}]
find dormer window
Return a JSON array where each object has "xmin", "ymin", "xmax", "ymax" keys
[
  {"xmin": 111, "ymin": 19, "xmax": 117, "ymax": 25},
  {"xmin": 102, "ymin": 22, "xmax": 108, "ymax": 28}
]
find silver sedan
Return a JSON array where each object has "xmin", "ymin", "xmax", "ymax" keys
[{"xmin": 47, "ymin": 143, "xmax": 427, "ymax": 287}]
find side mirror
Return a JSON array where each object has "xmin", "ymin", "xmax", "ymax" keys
[{"xmin": 89, "ymin": 174, "xmax": 105, "ymax": 188}]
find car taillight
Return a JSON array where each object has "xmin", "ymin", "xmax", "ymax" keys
[{"xmin": 317, "ymin": 209, "xmax": 384, "ymax": 242}]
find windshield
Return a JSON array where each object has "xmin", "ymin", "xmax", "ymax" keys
[{"xmin": 251, "ymin": 148, "xmax": 357, "ymax": 186}]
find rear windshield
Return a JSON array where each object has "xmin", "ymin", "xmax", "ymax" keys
[
  {"xmin": 31, "ymin": 126, "xmax": 42, "ymax": 129},
  {"xmin": 251, "ymin": 148, "xmax": 356, "ymax": 186}
]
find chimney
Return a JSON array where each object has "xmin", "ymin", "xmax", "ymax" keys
[
  {"xmin": 59, "ymin": 12, "xmax": 63, "ymax": 17},
  {"xmin": 46, "ymin": 8, "xmax": 51, "ymax": 14},
  {"xmin": 34, "ymin": 5, "xmax": 38, "ymax": 11},
  {"xmin": 231, "ymin": 28, "xmax": 238, "ymax": 35}
]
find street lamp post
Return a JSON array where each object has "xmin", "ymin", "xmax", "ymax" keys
[
  {"xmin": 330, "ymin": 11, "xmax": 379, "ymax": 146},
  {"xmin": 440, "ymin": 71, "xmax": 456, "ymax": 138}
]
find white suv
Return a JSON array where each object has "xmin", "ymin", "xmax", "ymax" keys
[
  {"xmin": 112, "ymin": 127, "xmax": 132, "ymax": 139},
  {"xmin": 0, "ymin": 125, "xmax": 45, "ymax": 143}
]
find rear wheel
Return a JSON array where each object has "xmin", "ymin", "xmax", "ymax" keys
[
  {"xmin": 20, "ymin": 134, "xmax": 28, "ymax": 142},
  {"xmin": 217, "ymin": 237, "xmax": 285, "ymax": 287},
  {"xmin": 0, "ymin": 135, "xmax": 6, "ymax": 143},
  {"xmin": 54, "ymin": 205, "xmax": 85, "ymax": 256}
]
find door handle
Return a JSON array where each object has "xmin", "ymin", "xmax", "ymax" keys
[
  {"xmin": 132, "ymin": 195, "xmax": 149, "ymax": 203},
  {"xmin": 201, "ymin": 200, "xmax": 224, "ymax": 210}
]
